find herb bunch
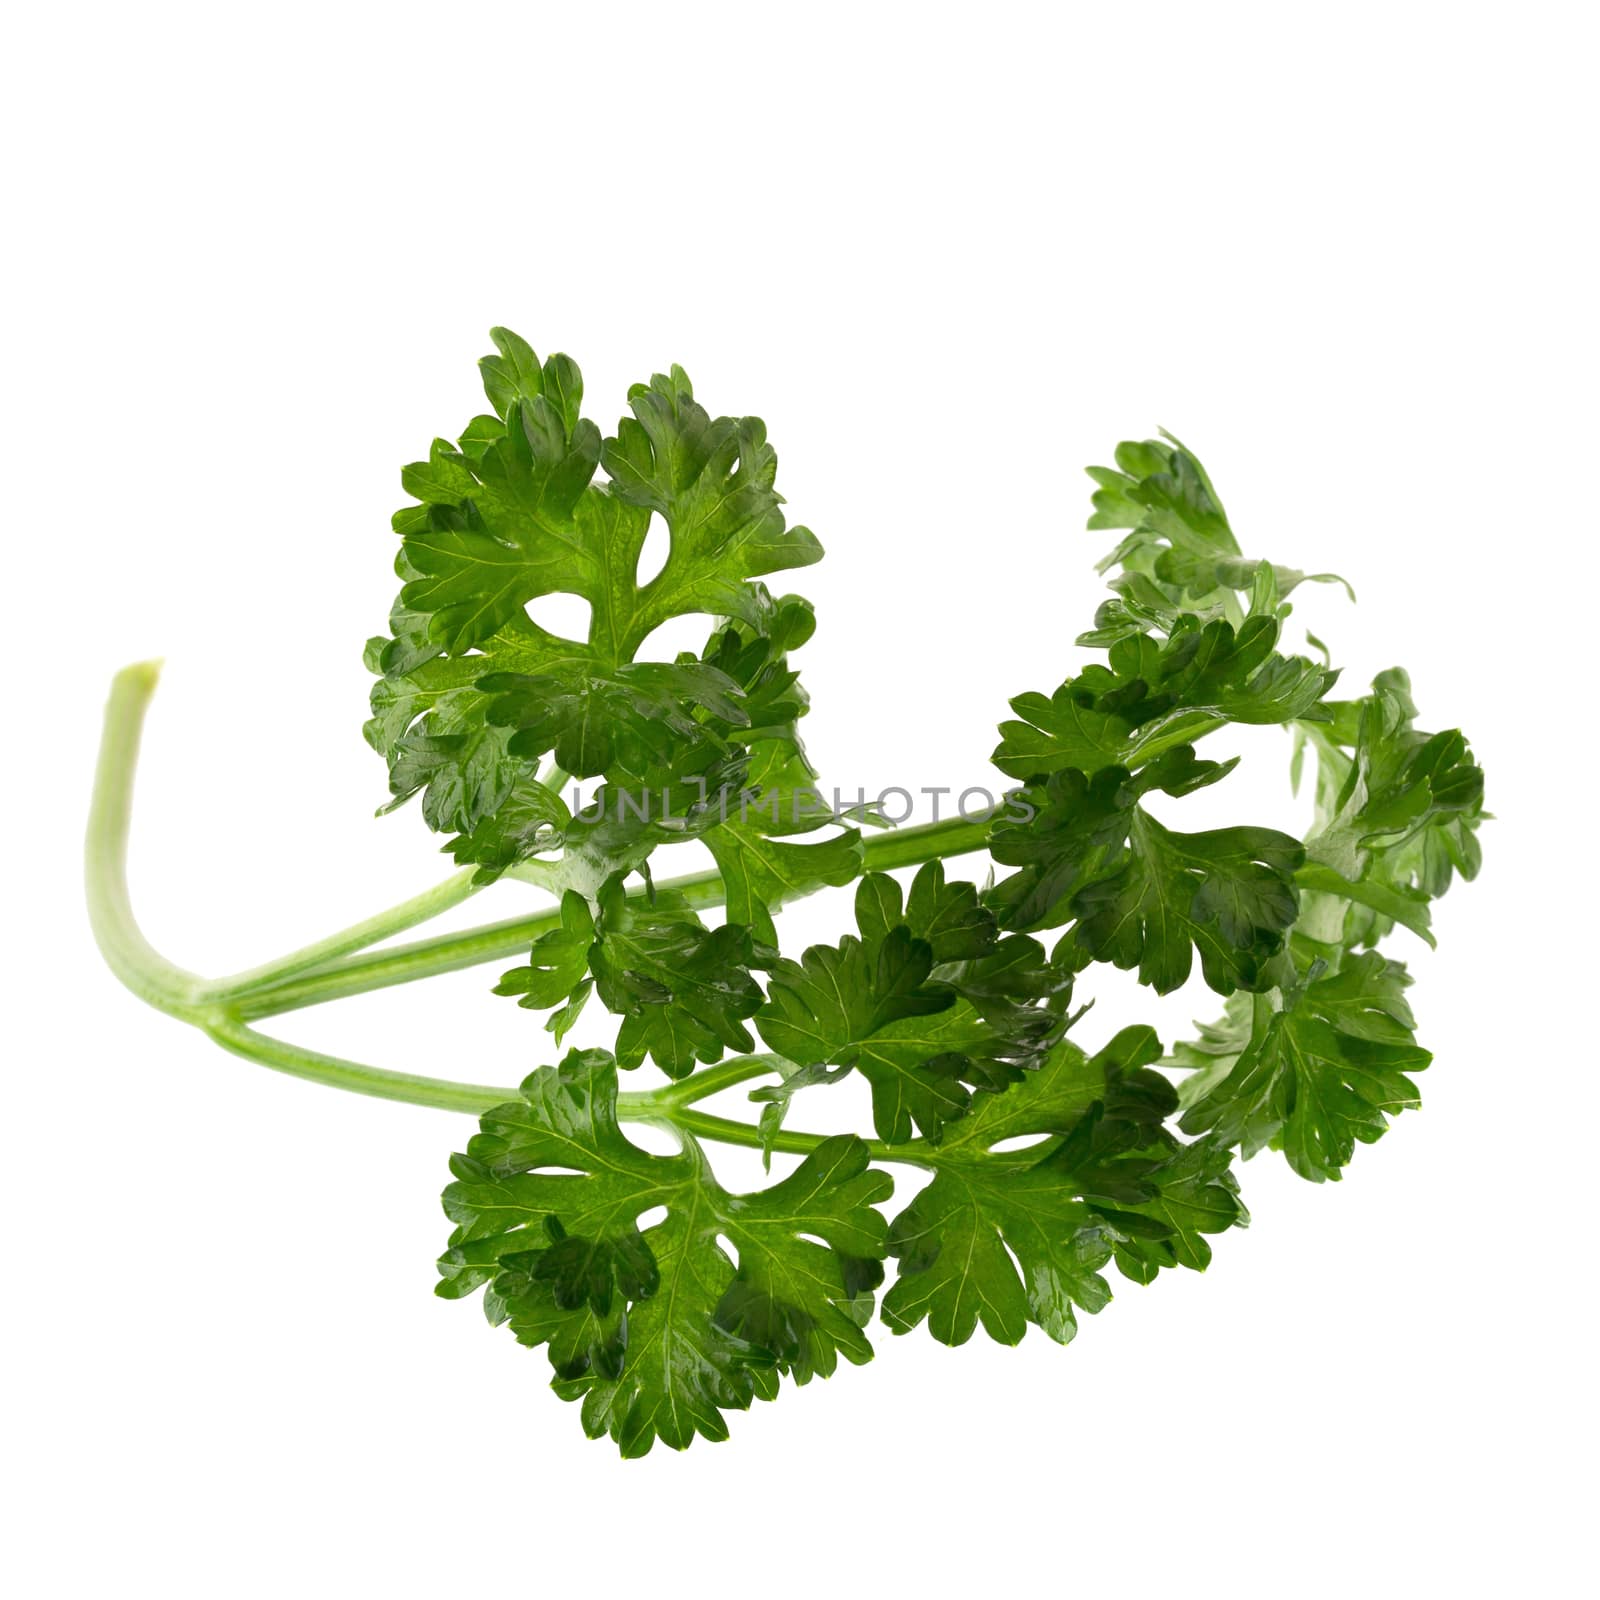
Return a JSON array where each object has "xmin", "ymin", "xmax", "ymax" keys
[{"xmin": 88, "ymin": 330, "xmax": 1485, "ymax": 1456}]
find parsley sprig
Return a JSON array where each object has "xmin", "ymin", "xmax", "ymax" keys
[{"xmin": 87, "ymin": 335, "xmax": 1486, "ymax": 1455}]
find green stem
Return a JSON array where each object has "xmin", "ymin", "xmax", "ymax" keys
[
  {"xmin": 618, "ymin": 1053, "xmax": 786, "ymax": 1110},
  {"xmin": 205, "ymin": 867, "xmax": 484, "ymax": 1002},
  {"xmin": 668, "ymin": 1108, "xmax": 932, "ymax": 1167},
  {"xmin": 85, "ymin": 663, "xmax": 497, "ymax": 1022},
  {"xmin": 85, "ymin": 662, "xmax": 212, "ymax": 1018},
  {"xmin": 859, "ymin": 813, "xmax": 990, "ymax": 871},
  {"xmin": 204, "ymin": 1016, "xmax": 519, "ymax": 1115},
  {"xmin": 241, "ymin": 815, "xmax": 991, "ymax": 1018},
  {"xmin": 233, "ymin": 908, "xmax": 563, "ymax": 1017},
  {"xmin": 197, "ymin": 1021, "xmax": 919, "ymax": 1169},
  {"xmin": 253, "ymin": 798, "xmax": 985, "ymax": 1004},
  {"xmin": 1125, "ymin": 713, "xmax": 1229, "ymax": 769},
  {"xmin": 85, "ymin": 661, "xmax": 999, "ymax": 1128},
  {"xmin": 235, "ymin": 870, "xmax": 729, "ymax": 1018}
]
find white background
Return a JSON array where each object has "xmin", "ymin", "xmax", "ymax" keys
[{"xmin": 5, "ymin": 3, "xmax": 1595, "ymax": 1595}]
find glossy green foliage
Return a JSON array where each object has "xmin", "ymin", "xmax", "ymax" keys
[
  {"xmin": 882, "ymin": 1026, "xmax": 1245, "ymax": 1345},
  {"xmin": 388, "ymin": 351, "xmax": 1485, "ymax": 1453},
  {"xmin": 437, "ymin": 1050, "xmax": 891, "ymax": 1455},
  {"xmin": 756, "ymin": 866, "xmax": 1071, "ymax": 1143},
  {"xmin": 365, "ymin": 330, "xmax": 839, "ymax": 912},
  {"xmin": 1178, "ymin": 952, "xmax": 1432, "ymax": 1181}
]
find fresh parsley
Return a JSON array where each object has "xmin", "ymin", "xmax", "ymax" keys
[{"xmin": 87, "ymin": 333, "xmax": 1486, "ymax": 1456}]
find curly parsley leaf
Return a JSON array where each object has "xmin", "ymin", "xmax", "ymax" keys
[
  {"xmin": 756, "ymin": 865, "xmax": 1065, "ymax": 1144},
  {"xmin": 1079, "ymin": 433, "xmax": 1349, "ymax": 648},
  {"xmin": 553, "ymin": 749, "xmax": 753, "ymax": 900},
  {"xmin": 881, "ymin": 1026, "xmax": 1244, "ymax": 1344},
  {"xmin": 1178, "ymin": 952, "xmax": 1430, "ymax": 1181},
  {"xmin": 495, "ymin": 879, "xmax": 767, "ymax": 1077},
  {"xmin": 695, "ymin": 601, "xmax": 870, "ymax": 941},
  {"xmin": 1072, "ymin": 812, "xmax": 1304, "ymax": 994},
  {"xmin": 437, "ymin": 1049, "xmax": 892, "ymax": 1456},
  {"xmin": 364, "ymin": 641, "xmax": 536, "ymax": 837},
  {"xmin": 1098, "ymin": 1135, "xmax": 1247, "ymax": 1284},
  {"xmin": 441, "ymin": 773, "xmax": 571, "ymax": 882},
  {"xmin": 707, "ymin": 818, "xmax": 866, "ymax": 945},
  {"xmin": 480, "ymin": 658, "xmax": 748, "ymax": 781},
  {"xmin": 589, "ymin": 880, "xmax": 768, "ymax": 1078},
  {"xmin": 989, "ymin": 749, "xmax": 1304, "ymax": 994},
  {"xmin": 492, "ymin": 887, "xmax": 597, "ymax": 1038},
  {"xmin": 392, "ymin": 337, "xmax": 819, "ymax": 666},
  {"xmin": 699, "ymin": 739, "xmax": 865, "ymax": 945},
  {"xmin": 1297, "ymin": 668, "xmax": 1485, "ymax": 948},
  {"xmin": 993, "ymin": 611, "xmax": 1336, "ymax": 782},
  {"xmin": 367, "ymin": 331, "xmax": 826, "ymax": 892}
]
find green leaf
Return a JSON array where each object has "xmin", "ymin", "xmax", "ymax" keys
[
  {"xmin": 689, "ymin": 734, "xmax": 866, "ymax": 945},
  {"xmin": 881, "ymin": 1026, "xmax": 1245, "ymax": 1344},
  {"xmin": 756, "ymin": 867, "xmax": 1064, "ymax": 1143},
  {"xmin": 1179, "ymin": 952, "xmax": 1431, "ymax": 1181},
  {"xmin": 367, "ymin": 661, "xmax": 522, "ymax": 835},
  {"xmin": 400, "ymin": 438, "xmax": 479, "ymax": 505},
  {"xmin": 494, "ymin": 878, "xmax": 767, "ymax": 1077},
  {"xmin": 1101, "ymin": 1136, "xmax": 1248, "ymax": 1284},
  {"xmin": 554, "ymin": 1194, "xmax": 779, "ymax": 1455},
  {"xmin": 445, "ymin": 773, "xmax": 570, "ymax": 884},
  {"xmin": 1079, "ymin": 434, "xmax": 1354, "ymax": 650},
  {"xmin": 993, "ymin": 612, "xmax": 1336, "ymax": 782},
  {"xmin": 481, "ymin": 658, "xmax": 747, "ymax": 780},
  {"xmin": 554, "ymin": 750, "xmax": 754, "ymax": 899},
  {"xmin": 882, "ymin": 1153, "xmax": 1114, "ymax": 1345},
  {"xmin": 589, "ymin": 880, "xmax": 767, "ymax": 1078},
  {"xmin": 478, "ymin": 326, "xmax": 548, "ymax": 416},
  {"xmin": 1087, "ymin": 434, "xmax": 1237, "ymax": 556},
  {"xmin": 706, "ymin": 822, "xmax": 865, "ymax": 945},
  {"xmin": 989, "ymin": 749, "xmax": 1305, "ymax": 994},
  {"xmin": 369, "ymin": 333, "xmax": 828, "ymax": 893},
  {"xmin": 1212, "ymin": 557, "xmax": 1354, "ymax": 606},
  {"xmin": 1293, "ymin": 861, "xmax": 1435, "ymax": 947},
  {"xmin": 1072, "ymin": 810, "xmax": 1304, "ymax": 995},
  {"xmin": 492, "ymin": 889, "xmax": 595, "ymax": 1042},
  {"xmin": 1301, "ymin": 669, "xmax": 1485, "ymax": 947},
  {"xmin": 601, "ymin": 370, "xmax": 823, "ymax": 631},
  {"xmin": 1167, "ymin": 990, "xmax": 1256, "ymax": 1111},
  {"xmin": 438, "ymin": 1050, "xmax": 893, "ymax": 1456},
  {"xmin": 398, "ymin": 405, "xmax": 603, "ymax": 655},
  {"xmin": 988, "ymin": 762, "xmax": 1161, "ymax": 932}
]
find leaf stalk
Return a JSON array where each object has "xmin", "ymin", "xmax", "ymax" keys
[{"xmin": 85, "ymin": 662, "xmax": 993, "ymax": 1133}]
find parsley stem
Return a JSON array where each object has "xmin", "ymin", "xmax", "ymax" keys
[
  {"xmin": 232, "ymin": 869, "xmax": 730, "ymax": 1017},
  {"xmin": 204, "ymin": 1016, "xmax": 518, "ymax": 1114},
  {"xmin": 1124, "ymin": 713, "xmax": 1229, "ymax": 768},
  {"xmin": 87, "ymin": 657, "xmax": 998, "ymax": 1153},
  {"xmin": 85, "ymin": 662, "xmax": 213, "ymax": 1019},
  {"xmin": 666, "ymin": 1108, "xmax": 932, "ymax": 1167},
  {"xmin": 203, "ymin": 867, "xmax": 485, "ymax": 1002},
  {"xmin": 233, "ymin": 909, "xmax": 567, "ymax": 1017},
  {"xmin": 858, "ymin": 814, "xmax": 991, "ymax": 871},
  {"xmin": 193, "ymin": 1022, "xmax": 913, "ymax": 1174},
  {"xmin": 618, "ymin": 1053, "xmax": 787, "ymax": 1109},
  {"xmin": 235, "ymin": 816, "xmax": 991, "ymax": 1017}
]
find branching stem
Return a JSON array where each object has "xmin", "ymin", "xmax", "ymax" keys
[
  {"xmin": 668, "ymin": 1107, "xmax": 932, "ymax": 1167},
  {"xmin": 206, "ymin": 867, "xmax": 485, "ymax": 1003},
  {"xmin": 85, "ymin": 662, "xmax": 991, "ymax": 1142},
  {"xmin": 201, "ymin": 1021, "xmax": 931, "ymax": 1164}
]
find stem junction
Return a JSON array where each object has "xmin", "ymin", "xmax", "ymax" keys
[{"xmin": 86, "ymin": 663, "xmax": 989, "ymax": 1165}]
